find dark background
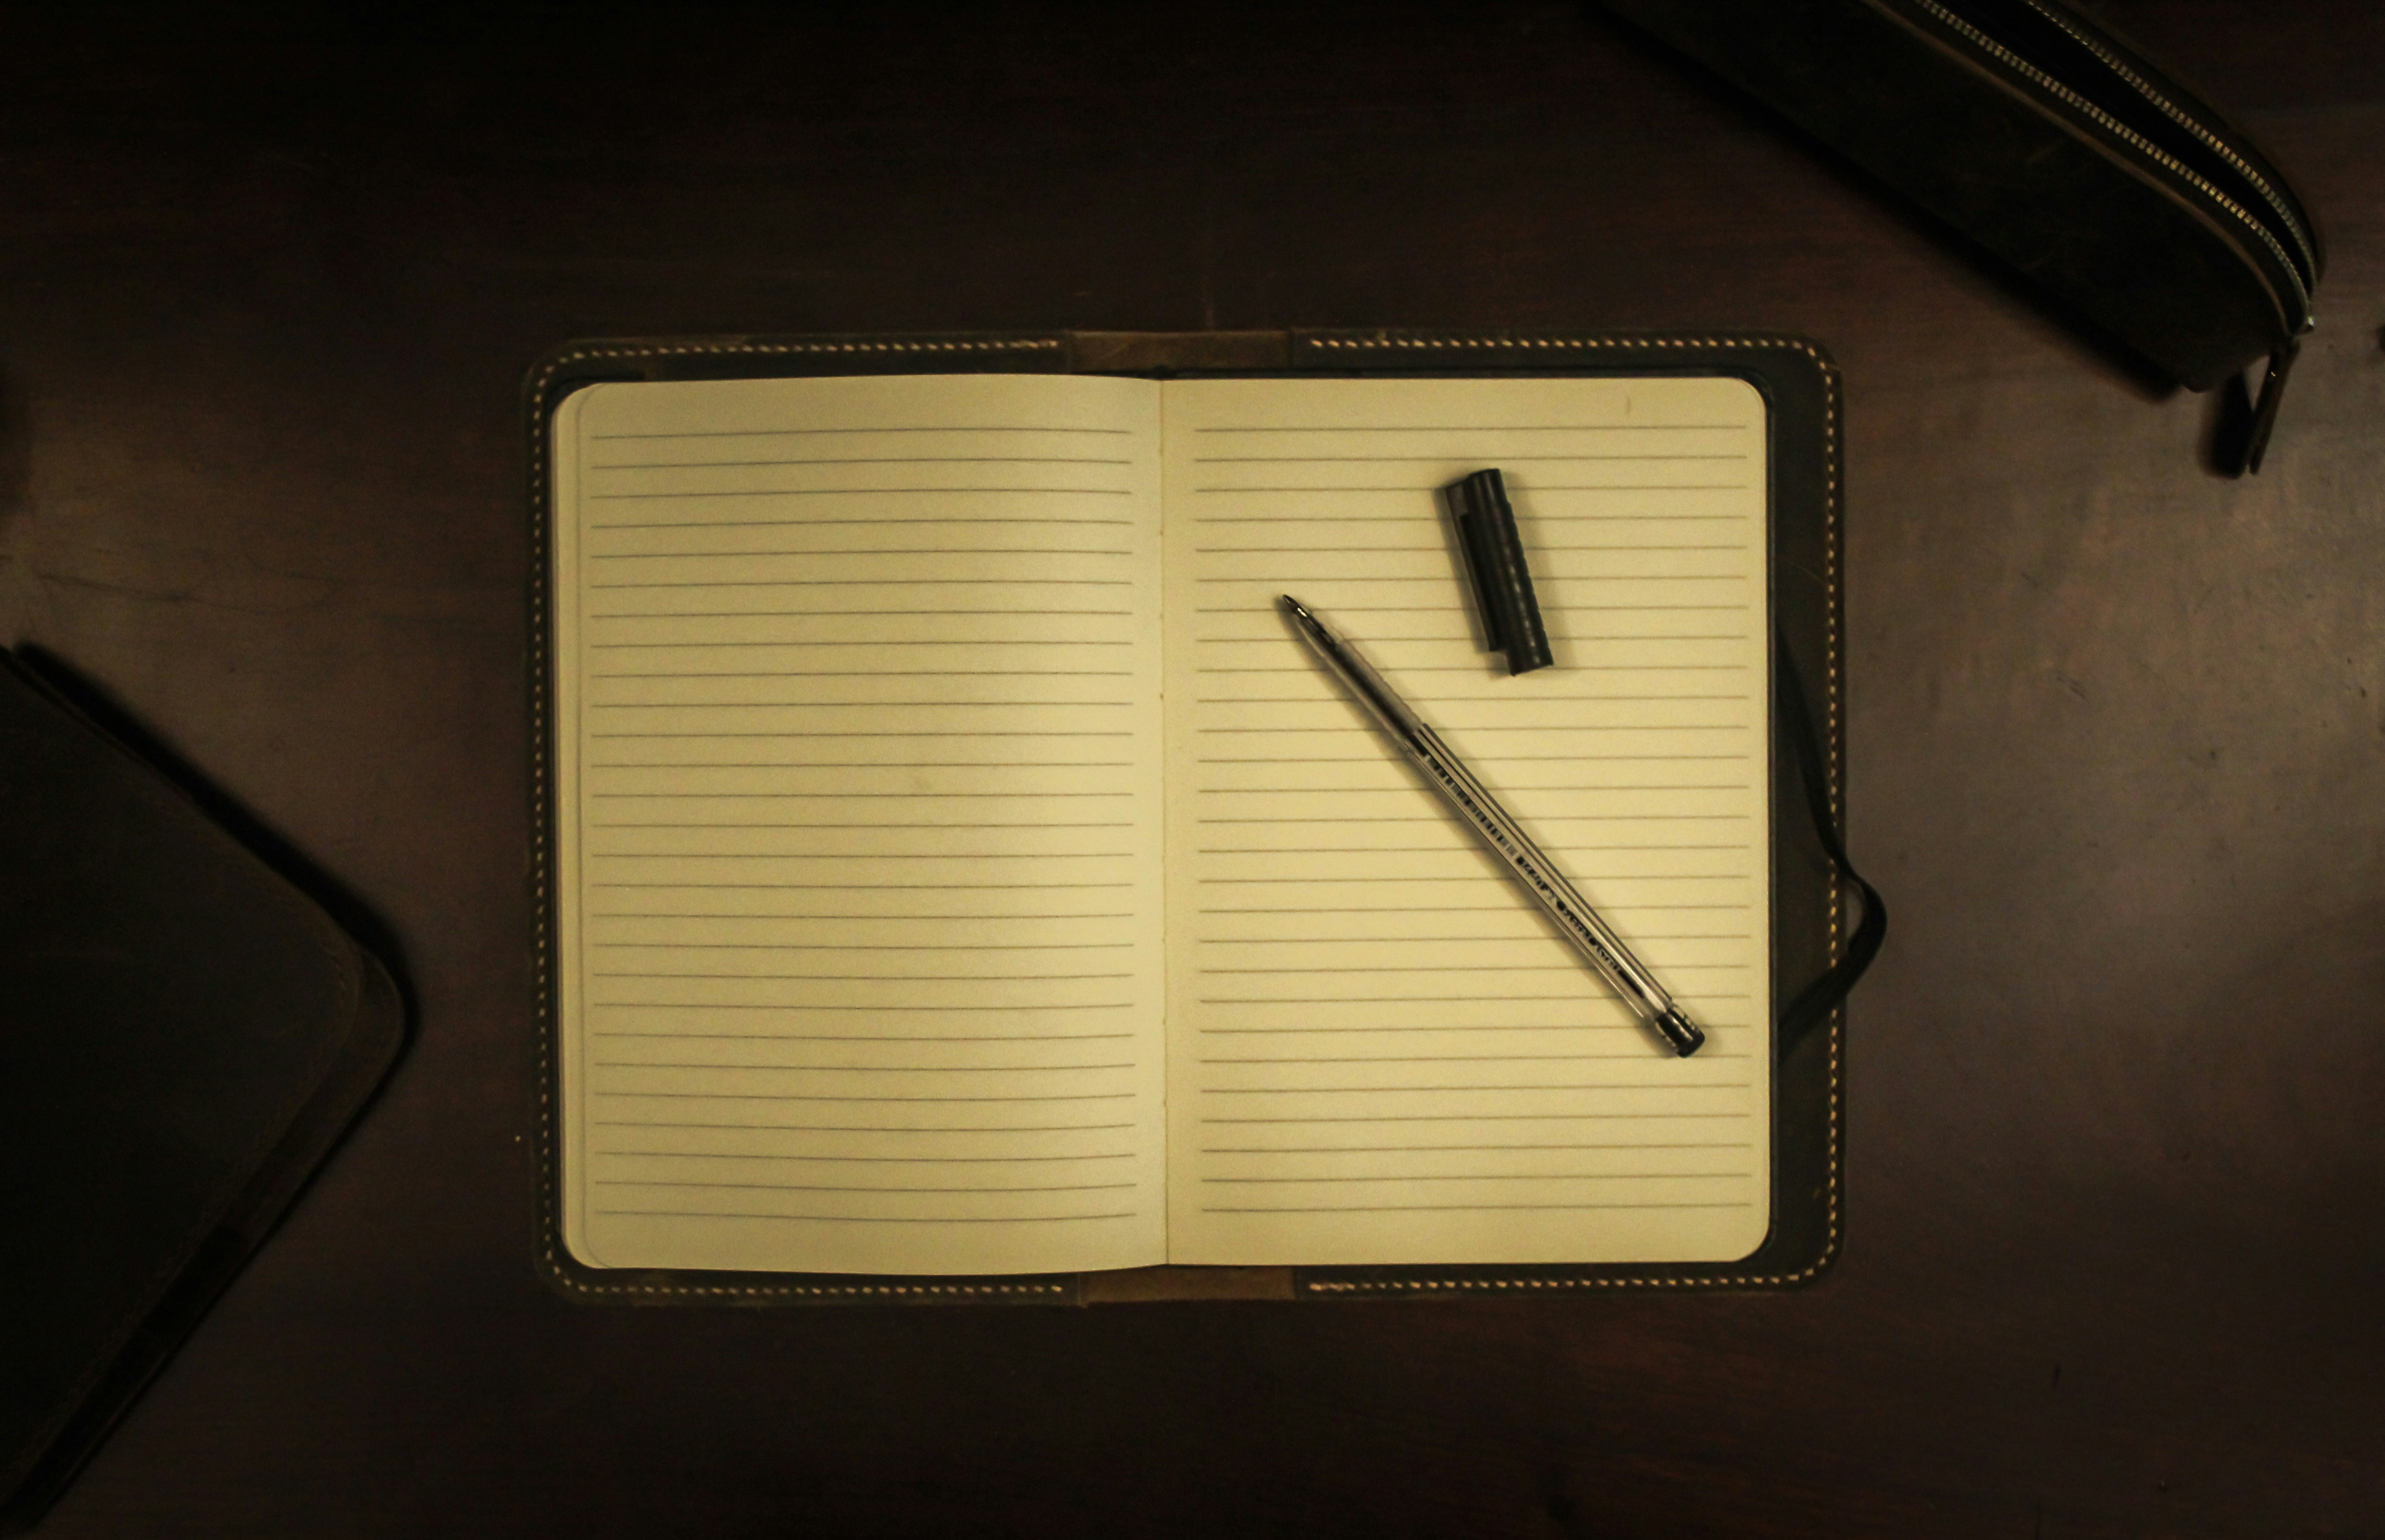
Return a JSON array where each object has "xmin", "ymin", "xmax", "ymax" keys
[{"xmin": 4, "ymin": 3, "xmax": 2381, "ymax": 1534}]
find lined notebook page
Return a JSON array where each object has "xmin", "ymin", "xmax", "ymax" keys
[
  {"xmin": 554, "ymin": 373, "xmax": 1168, "ymax": 1275},
  {"xmin": 1158, "ymin": 377, "xmax": 1772, "ymax": 1267}
]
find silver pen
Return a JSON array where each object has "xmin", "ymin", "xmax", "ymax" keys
[{"xmin": 1280, "ymin": 595, "xmax": 1706, "ymax": 1057}]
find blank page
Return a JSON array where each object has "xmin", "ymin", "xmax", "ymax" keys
[
  {"xmin": 1159, "ymin": 376, "xmax": 1772, "ymax": 1266},
  {"xmin": 553, "ymin": 373, "xmax": 1167, "ymax": 1275}
]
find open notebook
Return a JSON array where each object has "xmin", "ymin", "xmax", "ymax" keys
[{"xmin": 535, "ymin": 333, "xmax": 1844, "ymax": 1296}]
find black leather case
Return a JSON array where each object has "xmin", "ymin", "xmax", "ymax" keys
[
  {"xmin": 528, "ymin": 329, "xmax": 1853, "ymax": 1303},
  {"xmin": 0, "ymin": 654, "xmax": 406, "ymax": 1530},
  {"xmin": 1600, "ymin": 0, "xmax": 2323, "ymax": 470}
]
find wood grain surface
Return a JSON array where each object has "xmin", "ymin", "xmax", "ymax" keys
[{"xmin": 2, "ymin": 3, "xmax": 2379, "ymax": 1535}]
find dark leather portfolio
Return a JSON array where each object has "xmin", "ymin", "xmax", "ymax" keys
[{"xmin": 0, "ymin": 654, "xmax": 406, "ymax": 1530}]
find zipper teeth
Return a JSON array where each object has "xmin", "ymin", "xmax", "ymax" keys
[
  {"xmin": 2020, "ymin": 0, "xmax": 2319, "ymax": 286},
  {"xmin": 1908, "ymin": 0, "xmax": 2312, "ymax": 329}
]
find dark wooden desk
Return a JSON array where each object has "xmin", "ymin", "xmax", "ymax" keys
[{"xmin": 5, "ymin": 5, "xmax": 2379, "ymax": 1534}]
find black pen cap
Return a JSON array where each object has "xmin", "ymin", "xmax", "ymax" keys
[{"xmin": 1443, "ymin": 468, "xmax": 1552, "ymax": 675}]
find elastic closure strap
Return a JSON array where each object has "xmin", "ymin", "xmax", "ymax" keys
[{"xmin": 1774, "ymin": 631, "xmax": 1886, "ymax": 1057}]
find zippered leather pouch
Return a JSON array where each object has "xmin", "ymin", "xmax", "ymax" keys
[{"xmin": 1601, "ymin": 0, "xmax": 2322, "ymax": 471}]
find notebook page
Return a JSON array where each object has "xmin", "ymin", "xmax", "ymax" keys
[
  {"xmin": 554, "ymin": 373, "xmax": 1167, "ymax": 1275},
  {"xmin": 1159, "ymin": 376, "xmax": 1772, "ymax": 1266}
]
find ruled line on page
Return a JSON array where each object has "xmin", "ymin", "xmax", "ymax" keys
[
  {"xmin": 589, "ymin": 639, "xmax": 1135, "ymax": 648},
  {"xmin": 588, "ymin": 578, "xmax": 1135, "ymax": 589},
  {"xmin": 1202, "ymin": 1001, "xmax": 1765, "ymax": 1015},
  {"xmin": 1186, "ymin": 485, "xmax": 1750, "ymax": 494},
  {"xmin": 1188, "ymin": 454, "xmax": 1749, "ymax": 464},
  {"xmin": 1196, "ymin": 1171, "xmax": 1753, "ymax": 1183},
  {"xmin": 588, "ymin": 883, "xmax": 1137, "ymax": 892},
  {"xmin": 593, "ymin": 1061, "xmax": 1139, "ymax": 1072},
  {"xmin": 587, "ymin": 1001, "xmax": 1140, "ymax": 1011},
  {"xmin": 593, "ymin": 1120, "xmax": 1142, "ymax": 1133},
  {"xmin": 590, "ymin": 970, "xmax": 1138, "ymax": 981},
  {"xmin": 1195, "ymin": 1053, "xmax": 1747, "ymax": 1066},
  {"xmin": 1199, "ymin": 1202, "xmax": 1754, "ymax": 1215},
  {"xmin": 587, "ymin": 672, "xmax": 1135, "ymax": 681},
  {"xmin": 1200, "ymin": 1112, "xmax": 1756, "ymax": 1124},
  {"xmin": 591, "ymin": 1158, "xmax": 1140, "ymax": 1173},
  {"xmin": 587, "ymin": 548, "xmax": 1136, "ymax": 560},
  {"xmin": 588, "ymin": 487, "xmax": 1138, "ymax": 500},
  {"xmin": 1044, "ymin": 1027, "xmax": 1714, "ymax": 1045},
  {"xmin": 594, "ymin": 1032, "xmax": 1139, "ymax": 1042},
  {"xmin": 1193, "ymin": 1082, "xmax": 1752, "ymax": 1095},
  {"xmin": 588, "ymin": 792, "xmax": 1138, "ymax": 799},
  {"xmin": 1201, "ymin": 1140, "xmax": 1749, "ymax": 1152},
  {"xmin": 589, "ymin": 767, "xmax": 1135, "ymax": 772},
  {"xmin": 595, "ymin": 1184, "xmax": 1140, "ymax": 1201},
  {"xmin": 593, "ymin": 456, "xmax": 1135, "ymax": 468},
  {"xmin": 1195, "ymin": 935, "xmax": 1751, "ymax": 948},
  {"xmin": 1195, "ymin": 903, "xmax": 1752, "ymax": 914},
  {"xmin": 586, "ymin": 732, "xmax": 1134, "ymax": 740},
  {"xmin": 1193, "ymin": 783, "xmax": 1752, "ymax": 793},
  {"xmin": 592, "ymin": 425, "xmax": 1138, "ymax": 440},
  {"xmin": 1189, "ymin": 574, "xmax": 1743, "ymax": 585},
  {"xmin": 1192, "ymin": 513, "xmax": 1750, "ymax": 524},
  {"xmin": 1189, "ymin": 963, "xmax": 1752, "ymax": 975},
  {"xmin": 590, "ymin": 1092, "xmax": 1138, "ymax": 1104},
  {"xmin": 1188, "ymin": 422, "xmax": 1750, "ymax": 433},
  {"xmin": 592, "ymin": 1211, "xmax": 1140, "ymax": 1224},
  {"xmin": 590, "ymin": 520, "xmax": 1138, "ymax": 533}
]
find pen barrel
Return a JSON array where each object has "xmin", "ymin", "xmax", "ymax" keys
[
  {"xmin": 1283, "ymin": 595, "xmax": 1704, "ymax": 1057},
  {"xmin": 1404, "ymin": 721, "xmax": 1696, "ymax": 1052}
]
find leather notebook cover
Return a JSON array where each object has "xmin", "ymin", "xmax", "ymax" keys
[
  {"xmin": 0, "ymin": 654, "xmax": 406, "ymax": 1529},
  {"xmin": 528, "ymin": 329, "xmax": 1853, "ymax": 1303}
]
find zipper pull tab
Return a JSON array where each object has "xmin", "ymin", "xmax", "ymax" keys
[{"xmin": 2242, "ymin": 336, "xmax": 2302, "ymax": 474}]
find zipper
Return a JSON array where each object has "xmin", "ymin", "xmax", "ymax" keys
[
  {"xmin": 2016, "ymin": 0, "xmax": 2319, "ymax": 298},
  {"xmin": 1902, "ymin": 0, "xmax": 2314, "ymax": 335}
]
